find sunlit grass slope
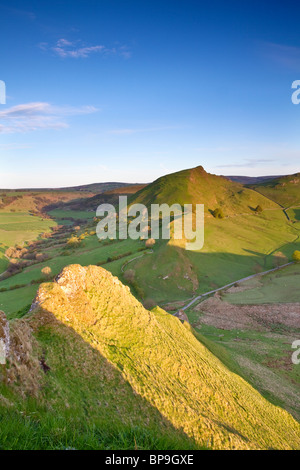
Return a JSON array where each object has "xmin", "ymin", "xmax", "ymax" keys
[
  {"xmin": 250, "ymin": 173, "xmax": 300, "ymax": 207},
  {"xmin": 12, "ymin": 264, "xmax": 299, "ymax": 450},
  {"xmin": 132, "ymin": 166, "xmax": 278, "ymax": 216}
]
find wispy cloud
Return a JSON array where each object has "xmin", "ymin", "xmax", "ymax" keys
[
  {"xmin": 216, "ymin": 158, "xmax": 275, "ymax": 169},
  {"xmin": 0, "ymin": 102, "xmax": 98, "ymax": 134},
  {"xmin": 0, "ymin": 5, "xmax": 36, "ymax": 21},
  {"xmin": 107, "ymin": 126, "xmax": 180, "ymax": 135},
  {"xmin": 262, "ymin": 42, "xmax": 300, "ymax": 69},
  {"xmin": 39, "ymin": 39, "xmax": 131, "ymax": 59}
]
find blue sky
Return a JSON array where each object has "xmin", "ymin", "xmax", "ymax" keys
[{"xmin": 1, "ymin": 0, "xmax": 300, "ymax": 188}]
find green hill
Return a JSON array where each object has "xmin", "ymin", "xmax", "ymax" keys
[
  {"xmin": 122, "ymin": 166, "xmax": 300, "ymax": 303},
  {"xmin": 1, "ymin": 264, "xmax": 299, "ymax": 450},
  {"xmin": 131, "ymin": 166, "xmax": 278, "ymax": 216},
  {"xmin": 249, "ymin": 173, "xmax": 300, "ymax": 207}
]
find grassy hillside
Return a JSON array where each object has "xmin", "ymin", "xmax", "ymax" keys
[
  {"xmin": 0, "ymin": 264, "xmax": 299, "ymax": 450},
  {"xmin": 249, "ymin": 173, "xmax": 300, "ymax": 207},
  {"xmin": 114, "ymin": 166, "xmax": 300, "ymax": 303},
  {"xmin": 127, "ymin": 209, "xmax": 300, "ymax": 303},
  {"xmin": 185, "ymin": 262, "xmax": 300, "ymax": 421},
  {"xmin": 132, "ymin": 166, "xmax": 278, "ymax": 216}
]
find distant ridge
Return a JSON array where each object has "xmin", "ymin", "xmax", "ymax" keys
[
  {"xmin": 225, "ymin": 175, "xmax": 283, "ymax": 184},
  {"xmin": 0, "ymin": 182, "xmax": 139, "ymax": 194}
]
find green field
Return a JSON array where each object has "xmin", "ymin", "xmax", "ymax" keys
[
  {"xmin": 0, "ymin": 212, "xmax": 56, "ymax": 246},
  {"xmin": 223, "ymin": 263, "xmax": 300, "ymax": 304},
  {"xmin": 48, "ymin": 209, "xmax": 95, "ymax": 221}
]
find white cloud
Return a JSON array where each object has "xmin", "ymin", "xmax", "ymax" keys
[
  {"xmin": 40, "ymin": 39, "xmax": 131, "ymax": 59},
  {"xmin": 0, "ymin": 102, "xmax": 98, "ymax": 134},
  {"xmin": 216, "ymin": 158, "xmax": 275, "ymax": 169}
]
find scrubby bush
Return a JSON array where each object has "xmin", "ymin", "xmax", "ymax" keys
[
  {"xmin": 124, "ymin": 269, "xmax": 135, "ymax": 283},
  {"xmin": 255, "ymin": 205, "xmax": 263, "ymax": 214},
  {"xmin": 145, "ymin": 238, "xmax": 156, "ymax": 248},
  {"xmin": 273, "ymin": 252, "xmax": 288, "ymax": 267},
  {"xmin": 292, "ymin": 250, "xmax": 300, "ymax": 262},
  {"xmin": 5, "ymin": 246, "xmax": 28, "ymax": 259},
  {"xmin": 41, "ymin": 232, "xmax": 51, "ymax": 239},
  {"xmin": 41, "ymin": 266, "xmax": 52, "ymax": 278},
  {"xmin": 212, "ymin": 208, "xmax": 224, "ymax": 219},
  {"xmin": 36, "ymin": 253, "xmax": 48, "ymax": 262},
  {"xmin": 67, "ymin": 236, "xmax": 81, "ymax": 247}
]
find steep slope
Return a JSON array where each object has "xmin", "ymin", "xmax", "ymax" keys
[
  {"xmin": 249, "ymin": 173, "xmax": 300, "ymax": 207},
  {"xmin": 13, "ymin": 264, "xmax": 299, "ymax": 450},
  {"xmin": 131, "ymin": 166, "xmax": 278, "ymax": 216},
  {"xmin": 0, "ymin": 310, "xmax": 198, "ymax": 450}
]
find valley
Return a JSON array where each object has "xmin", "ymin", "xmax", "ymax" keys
[{"xmin": 0, "ymin": 166, "xmax": 299, "ymax": 450}]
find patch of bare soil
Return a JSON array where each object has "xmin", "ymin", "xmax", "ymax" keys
[
  {"xmin": 226, "ymin": 279, "xmax": 263, "ymax": 294},
  {"xmin": 195, "ymin": 294, "xmax": 300, "ymax": 331}
]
